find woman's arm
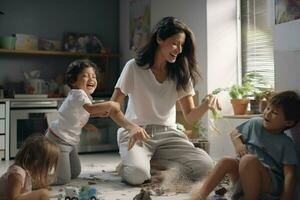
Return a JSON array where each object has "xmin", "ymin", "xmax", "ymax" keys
[
  {"xmin": 110, "ymin": 88, "xmax": 137, "ymax": 130},
  {"xmin": 110, "ymin": 88, "xmax": 150, "ymax": 150},
  {"xmin": 7, "ymin": 174, "xmax": 49, "ymax": 200},
  {"xmin": 281, "ymin": 164, "xmax": 296, "ymax": 200},
  {"xmin": 179, "ymin": 94, "xmax": 220, "ymax": 125}
]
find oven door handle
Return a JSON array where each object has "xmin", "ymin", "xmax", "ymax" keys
[{"xmin": 11, "ymin": 101, "xmax": 58, "ymax": 108}]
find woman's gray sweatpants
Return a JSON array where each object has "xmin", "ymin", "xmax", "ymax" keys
[
  {"xmin": 46, "ymin": 131, "xmax": 81, "ymax": 185},
  {"xmin": 117, "ymin": 125, "xmax": 214, "ymax": 185}
]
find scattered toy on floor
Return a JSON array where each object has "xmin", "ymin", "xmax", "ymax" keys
[
  {"xmin": 133, "ymin": 189, "xmax": 152, "ymax": 200},
  {"xmin": 88, "ymin": 181, "xmax": 97, "ymax": 185},
  {"xmin": 215, "ymin": 187, "xmax": 227, "ymax": 196},
  {"xmin": 211, "ymin": 194, "xmax": 227, "ymax": 200},
  {"xmin": 64, "ymin": 185, "xmax": 99, "ymax": 200},
  {"xmin": 211, "ymin": 183, "xmax": 228, "ymax": 200}
]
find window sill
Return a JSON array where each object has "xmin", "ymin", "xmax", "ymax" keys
[{"xmin": 222, "ymin": 114, "xmax": 262, "ymax": 119}]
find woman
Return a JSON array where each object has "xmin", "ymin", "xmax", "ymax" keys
[{"xmin": 111, "ymin": 16, "xmax": 220, "ymax": 185}]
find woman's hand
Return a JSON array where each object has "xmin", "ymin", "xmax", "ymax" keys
[
  {"xmin": 127, "ymin": 126, "xmax": 150, "ymax": 150},
  {"xmin": 202, "ymin": 94, "xmax": 222, "ymax": 112}
]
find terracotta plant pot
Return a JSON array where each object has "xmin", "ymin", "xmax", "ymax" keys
[
  {"xmin": 231, "ymin": 99, "xmax": 249, "ymax": 115},
  {"xmin": 249, "ymin": 99, "xmax": 260, "ymax": 114}
]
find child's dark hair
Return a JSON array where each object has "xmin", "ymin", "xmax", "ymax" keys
[
  {"xmin": 269, "ymin": 90, "xmax": 300, "ymax": 125},
  {"xmin": 15, "ymin": 134, "xmax": 59, "ymax": 187},
  {"xmin": 65, "ymin": 59, "xmax": 99, "ymax": 88}
]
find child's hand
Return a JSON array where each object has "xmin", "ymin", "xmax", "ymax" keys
[
  {"xmin": 230, "ymin": 130, "xmax": 247, "ymax": 157},
  {"xmin": 233, "ymin": 139, "xmax": 248, "ymax": 157},
  {"xmin": 83, "ymin": 123, "xmax": 98, "ymax": 133},
  {"xmin": 127, "ymin": 126, "xmax": 150, "ymax": 150}
]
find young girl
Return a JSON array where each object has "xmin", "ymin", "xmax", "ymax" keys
[
  {"xmin": 0, "ymin": 134, "xmax": 59, "ymax": 200},
  {"xmin": 46, "ymin": 59, "xmax": 128, "ymax": 185}
]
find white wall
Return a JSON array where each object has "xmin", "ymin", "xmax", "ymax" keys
[
  {"xmin": 274, "ymin": 19, "xmax": 300, "ymax": 91},
  {"xmin": 207, "ymin": 0, "xmax": 239, "ymax": 115},
  {"xmin": 275, "ymin": 50, "xmax": 300, "ymax": 91},
  {"xmin": 206, "ymin": 0, "xmax": 239, "ymax": 159}
]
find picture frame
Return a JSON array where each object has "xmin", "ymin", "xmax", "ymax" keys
[
  {"xmin": 129, "ymin": 0, "xmax": 150, "ymax": 53},
  {"xmin": 62, "ymin": 32, "xmax": 104, "ymax": 53},
  {"xmin": 275, "ymin": 0, "xmax": 300, "ymax": 24}
]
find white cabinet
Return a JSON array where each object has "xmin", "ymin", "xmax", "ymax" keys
[
  {"xmin": 0, "ymin": 135, "xmax": 4, "ymax": 149},
  {"xmin": 0, "ymin": 101, "xmax": 9, "ymax": 160},
  {"xmin": 0, "ymin": 119, "xmax": 4, "ymax": 133},
  {"xmin": 0, "ymin": 103, "xmax": 5, "ymax": 160},
  {"xmin": 0, "ymin": 104, "xmax": 4, "ymax": 118},
  {"xmin": 208, "ymin": 116, "xmax": 254, "ymax": 160}
]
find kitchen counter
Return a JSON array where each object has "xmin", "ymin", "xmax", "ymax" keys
[{"xmin": 0, "ymin": 97, "xmax": 63, "ymax": 102}]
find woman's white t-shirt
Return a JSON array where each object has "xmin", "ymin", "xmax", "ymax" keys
[
  {"xmin": 50, "ymin": 89, "xmax": 92, "ymax": 145},
  {"xmin": 115, "ymin": 59, "xmax": 195, "ymax": 127}
]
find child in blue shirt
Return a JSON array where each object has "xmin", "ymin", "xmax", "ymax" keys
[{"xmin": 190, "ymin": 90, "xmax": 300, "ymax": 200}]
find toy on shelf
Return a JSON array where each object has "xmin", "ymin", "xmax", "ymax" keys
[{"xmin": 64, "ymin": 186, "xmax": 98, "ymax": 200}]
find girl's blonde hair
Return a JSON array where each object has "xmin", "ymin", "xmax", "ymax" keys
[{"xmin": 14, "ymin": 134, "xmax": 59, "ymax": 188}]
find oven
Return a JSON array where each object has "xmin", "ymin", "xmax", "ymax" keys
[
  {"xmin": 9, "ymin": 99, "xmax": 119, "ymax": 158},
  {"xmin": 77, "ymin": 98, "xmax": 119, "ymax": 153},
  {"xmin": 10, "ymin": 100, "xmax": 58, "ymax": 158}
]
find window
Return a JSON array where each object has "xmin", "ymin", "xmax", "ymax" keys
[{"xmin": 240, "ymin": 0, "xmax": 274, "ymax": 89}]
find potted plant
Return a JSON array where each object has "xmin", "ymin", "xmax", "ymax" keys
[
  {"xmin": 243, "ymin": 72, "xmax": 274, "ymax": 114},
  {"xmin": 258, "ymin": 90, "xmax": 274, "ymax": 113},
  {"xmin": 229, "ymin": 83, "xmax": 253, "ymax": 115},
  {"xmin": 177, "ymin": 121, "xmax": 209, "ymax": 153},
  {"xmin": 212, "ymin": 72, "xmax": 274, "ymax": 115},
  {"xmin": 192, "ymin": 121, "xmax": 209, "ymax": 153},
  {"xmin": 212, "ymin": 72, "xmax": 254, "ymax": 115}
]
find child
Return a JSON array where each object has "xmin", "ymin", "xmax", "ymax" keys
[
  {"xmin": 189, "ymin": 90, "xmax": 300, "ymax": 200},
  {"xmin": 0, "ymin": 134, "xmax": 59, "ymax": 200},
  {"xmin": 46, "ymin": 59, "xmax": 124, "ymax": 185}
]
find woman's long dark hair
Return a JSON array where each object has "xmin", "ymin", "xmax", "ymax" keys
[{"xmin": 135, "ymin": 16, "xmax": 200, "ymax": 91}]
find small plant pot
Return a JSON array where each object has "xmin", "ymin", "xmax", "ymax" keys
[
  {"xmin": 249, "ymin": 99, "xmax": 260, "ymax": 114},
  {"xmin": 259, "ymin": 100, "xmax": 268, "ymax": 113},
  {"xmin": 231, "ymin": 99, "xmax": 249, "ymax": 115},
  {"xmin": 0, "ymin": 36, "xmax": 16, "ymax": 49}
]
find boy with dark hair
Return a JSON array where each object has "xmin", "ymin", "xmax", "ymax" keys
[{"xmin": 189, "ymin": 90, "xmax": 300, "ymax": 200}]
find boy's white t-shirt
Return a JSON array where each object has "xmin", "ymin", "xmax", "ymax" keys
[
  {"xmin": 115, "ymin": 59, "xmax": 195, "ymax": 127},
  {"xmin": 50, "ymin": 89, "xmax": 92, "ymax": 145}
]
